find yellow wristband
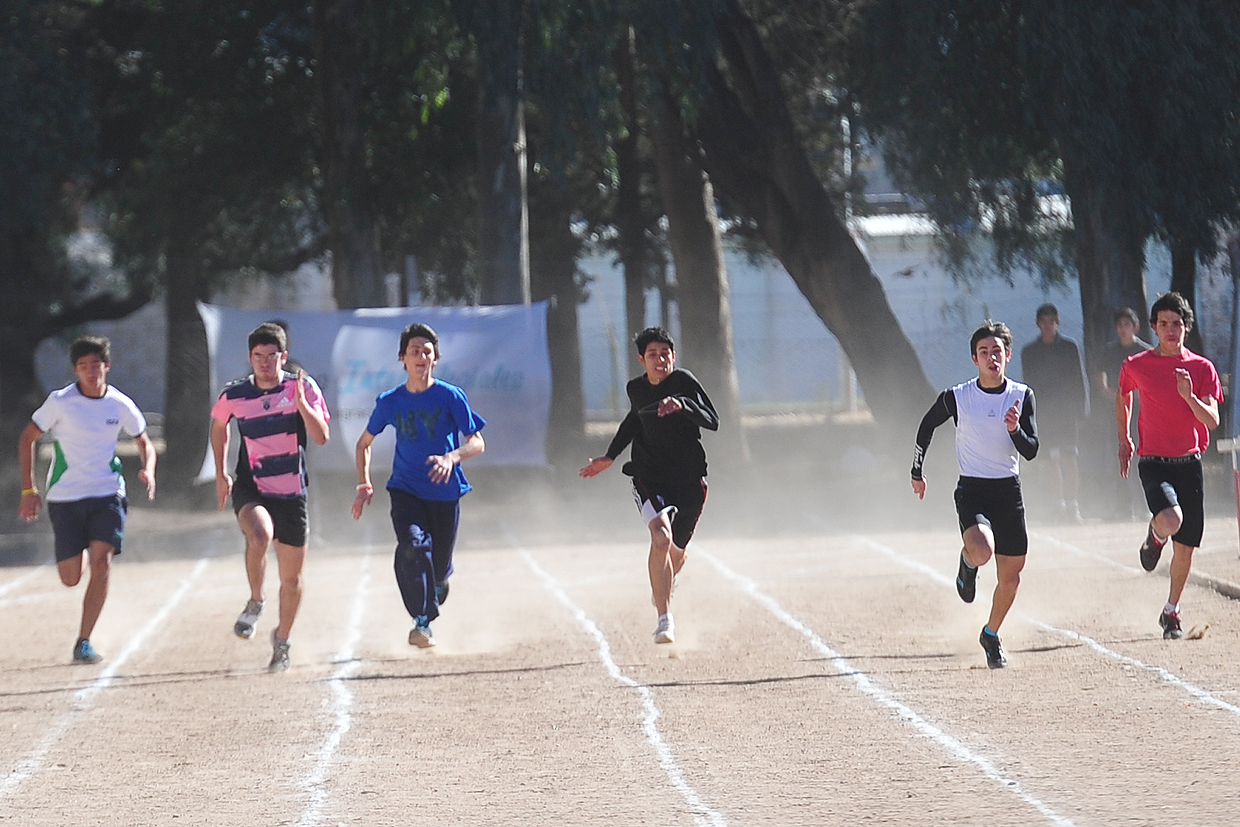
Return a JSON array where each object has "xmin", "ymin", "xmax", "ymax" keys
[{"xmin": 21, "ymin": 487, "xmax": 38, "ymax": 496}]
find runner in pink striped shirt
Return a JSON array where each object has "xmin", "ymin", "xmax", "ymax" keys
[{"xmin": 211, "ymin": 322, "xmax": 330, "ymax": 671}]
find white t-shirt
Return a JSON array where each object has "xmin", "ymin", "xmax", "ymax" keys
[{"xmin": 31, "ymin": 383, "xmax": 147, "ymax": 502}]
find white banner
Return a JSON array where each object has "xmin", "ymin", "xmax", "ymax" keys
[{"xmin": 198, "ymin": 302, "xmax": 551, "ymax": 479}]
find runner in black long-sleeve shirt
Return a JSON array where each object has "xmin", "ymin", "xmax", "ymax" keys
[{"xmin": 580, "ymin": 327, "xmax": 718, "ymax": 645}]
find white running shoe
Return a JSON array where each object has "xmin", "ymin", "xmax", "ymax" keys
[
  {"xmin": 409, "ymin": 622, "xmax": 436, "ymax": 648},
  {"xmin": 268, "ymin": 630, "xmax": 290, "ymax": 672},
  {"xmin": 235, "ymin": 599, "xmax": 264, "ymax": 639},
  {"xmin": 654, "ymin": 614, "xmax": 675, "ymax": 644}
]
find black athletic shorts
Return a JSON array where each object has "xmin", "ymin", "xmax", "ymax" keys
[
  {"xmin": 47, "ymin": 494, "xmax": 127, "ymax": 562},
  {"xmin": 231, "ymin": 478, "xmax": 309, "ymax": 547},
  {"xmin": 1138, "ymin": 455, "xmax": 1205, "ymax": 548},
  {"xmin": 954, "ymin": 476, "xmax": 1027, "ymax": 557},
  {"xmin": 630, "ymin": 476, "xmax": 707, "ymax": 550}
]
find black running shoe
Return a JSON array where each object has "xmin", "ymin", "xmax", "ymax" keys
[
  {"xmin": 1159, "ymin": 609, "xmax": 1184, "ymax": 640},
  {"xmin": 956, "ymin": 554, "xmax": 977, "ymax": 603},
  {"xmin": 435, "ymin": 580, "xmax": 450, "ymax": 606},
  {"xmin": 1139, "ymin": 525, "xmax": 1166, "ymax": 572},
  {"xmin": 979, "ymin": 628, "xmax": 1007, "ymax": 669}
]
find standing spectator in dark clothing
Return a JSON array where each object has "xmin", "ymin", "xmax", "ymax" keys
[
  {"xmin": 579, "ymin": 326, "xmax": 719, "ymax": 646},
  {"xmin": 1095, "ymin": 308, "xmax": 1153, "ymax": 518},
  {"xmin": 1021, "ymin": 303, "xmax": 1088, "ymax": 522}
]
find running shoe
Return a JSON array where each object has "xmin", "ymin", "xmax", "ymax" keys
[
  {"xmin": 409, "ymin": 620, "xmax": 436, "ymax": 648},
  {"xmin": 72, "ymin": 638, "xmax": 102, "ymax": 665},
  {"xmin": 1159, "ymin": 609, "xmax": 1184, "ymax": 640},
  {"xmin": 956, "ymin": 554, "xmax": 977, "ymax": 604},
  {"xmin": 1139, "ymin": 525, "xmax": 1166, "ymax": 572},
  {"xmin": 979, "ymin": 628, "xmax": 1007, "ymax": 669},
  {"xmin": 268, "ymin": 630, "xmax": 291, "ymax": 672},
  {"xmin": 654, "ymin": 614, "xmax": 675, "ymax": 645},
  {"xmin": 435, "ymin": 580, "xmax": 450, "ymax": 606},
  {"xmin": 234, "ymin": 599, "xmax": 264, "ymax": 639}
]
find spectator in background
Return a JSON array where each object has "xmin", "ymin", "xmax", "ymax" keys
[
  {"xmin": 1096, "ymin": 307, "xmax": 1152, "ymax": 518},
  {"xmin": 1021, "ymin": 303, "xmax": 1088, "ymax": 522}
]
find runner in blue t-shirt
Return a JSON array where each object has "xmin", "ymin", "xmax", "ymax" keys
[{"xmin": 351, "ymin": 323, "xmax": 486, "ymax": 648}]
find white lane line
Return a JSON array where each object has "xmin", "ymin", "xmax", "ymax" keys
[
  {"xmin": 0, "ymin": 592, "xmax": 56, "ymax": 609},
  {"xmin": 296, "ymin": 550, "xmax": 372, "ymax": 827},
  {"xmin": 519, "ymin": 548, "xmax": 728, "ymax": 827},
  {"xmin": 0, "ymin": 565, "xmax": 49, "ymax": 598},
  {"xmin": 850, "ymin": 535, "xmax": 1240, "ymax": 719},
  {"xmin": 1031, "ymin": 532, "xmax": 1145, "ymax": 576},
  {"xmin": 0, "ymin": 557, "xmax": 210, "ymax": 804},
  {"xmin": 698, "ymin": 546, "xmax": 1077, "ymax": 827}
]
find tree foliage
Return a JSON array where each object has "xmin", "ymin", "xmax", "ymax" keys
[{"xmin": 851, "ymin": 0, "xmax": 1240, "ymax": 281}]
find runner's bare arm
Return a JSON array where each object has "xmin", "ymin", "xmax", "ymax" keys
[
  {"xmin": 135, "ymin": 431, "xmax": 157, "ymax": 501},
  {"xmin": 427, "ymin": 431, "xmax": 485, "ymax": 484},
  {"xmin": 18, "ymin": 422, "xmax": 43, "ymax": 522},
  {"xmin": 1116, "ymin": 388, "xmax": 1135, "ymax": 479},
  {"xmin": 295, "ymin": 370, "xmax": 330, "ymax": 445},
  {"xmin": 352, "ymin": 430, "xmax": 376, "ymax": 519},
  {"xmin": 1175, "ymin": 368, "xmax": 1220, "ymax": 430},
  {"xmin": 210, "ymin": 418, "xmax": 233, "ymax": 510}
]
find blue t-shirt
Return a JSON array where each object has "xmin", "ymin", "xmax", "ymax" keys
[{"xmin": 366, "ymin": 381, "xmax": 486, "ymax": 501}]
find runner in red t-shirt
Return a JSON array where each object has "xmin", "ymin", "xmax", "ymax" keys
[{"xmin": 1117, "ymin": 292, "xmax": 1222, "ymax": 640}]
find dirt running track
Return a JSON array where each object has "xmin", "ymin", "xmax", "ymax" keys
[{"xmin": 3, "ymin": 474, "xmax": 1240, "ymax": 826}]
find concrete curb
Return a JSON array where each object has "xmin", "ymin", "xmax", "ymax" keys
[{"xmin": 1189, "ymin": 567, "xmax": 1240, "ymax": 601}]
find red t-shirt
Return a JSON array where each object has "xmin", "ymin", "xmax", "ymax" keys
[{"xmin": 1118, "ymin": 348, "xmax": 1221, "ymax": 457}]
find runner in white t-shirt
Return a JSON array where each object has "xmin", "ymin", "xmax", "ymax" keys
[{"xmin": 18, "ymin": 337, "xmax": 156, "ymax": 665}]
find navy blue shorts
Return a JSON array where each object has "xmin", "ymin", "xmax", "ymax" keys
[
  {"xmin": 954, "ymin": 476, "xmax": 1027, "ymax": 557},
  {"xmin": 1138, "ymin": 455, "xmax": 1205, "ymax": 547},
  {"xmin": 47, "ymin": 494, "xmax": 128, "ymax": 563}
]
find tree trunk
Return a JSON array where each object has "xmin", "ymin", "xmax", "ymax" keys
[
  {"xmin": 1062, "ymin": 165, "xmax": 1149, "ymax": 380},
  {"xmin": 475, "ymin": 0, "xmax": 530, "ymax": 307},
  {"xmin": 647, "ymin": 85, "xmax": 749, "ymax": 465},
  {"xmin": 615, "ymin": 27, "xmax": 652, "ymax": 343},
  {"xmin": 314, "ymin": 0, "xmax": 383, "ymax": 309},
  {"xmin": 1169, "ymin": 238, "xmax": 1206, "ymax": 354},
  {"xmin": 162, "ymin": 250, "xmax": 212, "ymax": 499},
  {"xmin": 698, "ymin": 0, "xmax": 933, "ymax": 434},
  {"xmin": 529, "ymin": 218, "xmax": 585, "ymax": 465},
  {"xmin": 0, "ymin": 330, "xmax": 43, "ymax": 527}
]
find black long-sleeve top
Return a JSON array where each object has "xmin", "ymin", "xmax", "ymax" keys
[{"xmin": 605, "ymin": 368, "xmax": 719, "ymax": 483}]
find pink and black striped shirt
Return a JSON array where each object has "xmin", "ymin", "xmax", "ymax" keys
[{"xmin": 211, "ymin": 372, "xmax": 330, "ymax": 498}]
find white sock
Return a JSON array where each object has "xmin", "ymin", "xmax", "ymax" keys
[{"xmin": 1164, "ymin": 602, "xmax": 1179, "ymax": 615}]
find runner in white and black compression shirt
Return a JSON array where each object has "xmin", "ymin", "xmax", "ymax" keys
[
  {"xmin": 911, "ymin": 380, "xmax": 1038, "ymax": 482},
  {"xmin": 909, "ymin": 320, "xmax": 1039, "ymax": 670}
]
